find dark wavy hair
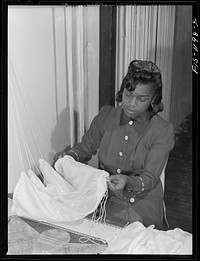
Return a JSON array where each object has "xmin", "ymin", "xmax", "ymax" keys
[{"xmin": 116, "ymin": 60, "xmax": 164, "ymax": 117}]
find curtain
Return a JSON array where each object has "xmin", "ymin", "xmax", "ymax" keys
[
  {"xmin": 8, "ymin": 6, "xmax": 99, "ymax": 193},
  {"xmin": 115, "ymin": 5, "xmax": 176, "ymax": 121}
]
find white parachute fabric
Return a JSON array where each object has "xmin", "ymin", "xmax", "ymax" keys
[
  {"xmin": 11, "ymin": 156, "xmax": 109, "ymax": 222},
  {"xmin": 103, "ymin": 221, "xmax": 192, "ymax": 255}
]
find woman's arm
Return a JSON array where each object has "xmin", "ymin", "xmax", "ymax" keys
[
  {"xmin": 107, "ymin": 122, "xmax": 175, "ymax": 193},
  {"xmin": 126, "ymin": 122, "xmax": 175, "ymax": 192},
  {"xmin": 54, "ymin": 106, "xmax": 112, "ymax": 163}
]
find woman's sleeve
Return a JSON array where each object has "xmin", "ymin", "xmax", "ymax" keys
[
  {"xmin": 65, "ymin": 106, "xmax": 112, "ymax": 163},
  {"xmin": 126, "ymin": 122, "xmax": 175, "ymax": 192}
]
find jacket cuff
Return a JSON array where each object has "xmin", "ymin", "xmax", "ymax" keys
[
  {"xmin": 126, "ymin": 175, "xmax": 145, "ymax": 192},
  {"xmin": 64, "ymin": 149, "xmax": 79, "ymax": 161}
]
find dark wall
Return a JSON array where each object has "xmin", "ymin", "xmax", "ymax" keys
[{"xmin": 169, "ymin": 6, "xmax": 192, "ymax": 128}]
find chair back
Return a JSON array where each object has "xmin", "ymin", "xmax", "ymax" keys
[
  {"xmin": 160, "ymin": 159, "xmax": 168, "ymax": 192},
  {"xmin": 160, "ymin": 159, "xmax": 169, "ymax": 228}
]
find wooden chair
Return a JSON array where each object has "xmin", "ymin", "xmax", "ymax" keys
[{"xmin": 160, "ymin": 160, "xmax": 169, "ymax": 229}]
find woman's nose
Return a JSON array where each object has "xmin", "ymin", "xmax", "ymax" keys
[{"xmin": 129, "ymin": 97, "xmax": 137, "ymax": 107}]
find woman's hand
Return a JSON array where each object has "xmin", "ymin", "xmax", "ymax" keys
[
  {"xmin": 53, "ymin": 151, "xmax": 66, "ymax": 165},
  {"xmin": 107, "ymin": 174, "xmax": 128, "ymax": 191}
]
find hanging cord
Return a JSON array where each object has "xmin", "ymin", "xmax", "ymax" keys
[
  {"xmin": 9, "ymin": 55, "xmax": 49, "ymax": 156},
  {"xmin": 77, "ymin": 189, "xmax": 109, "ymax": 245},
  {"xmin": 94, "ymin": 189, "xmax": 108, "ymax": 224},
  {"xmin": 86, "ymin": 185, "xmax": 131, "ymax": 245},
  {"xmin": 9, "ymin": 90, "xmax": 25, "ymax": 173},
  {"xmin": 9, "ymin": 56, "xmax": 48, "ymax": 184},
  {"xmin": 9, "ymin": 56, "xmax": 45, "ymax": 159},
  {"xmin": 10, "ymin": 80, "xmax": 48, "ymax": 186},
  {"xmin": 9, "ymin": 84, "xmax": 32, "ymax": 170}
]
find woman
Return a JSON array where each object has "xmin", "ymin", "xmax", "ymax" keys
[{"xmin": 54, "ymin": 60, "xmax": 174, "ymax": 229}]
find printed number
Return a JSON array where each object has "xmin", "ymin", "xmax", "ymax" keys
[
  {"xmin": 193, "ymin": 18, "xmax": 198, "ymax": 27},
  {"xmin": 193, "ymin": 58, "xmax": 198, "ymax": 64},
  {"xmin": 192, "ymin": 37, "xmax": 198, "ymax": 43},
  {"xmin": 193, "ymin": 31, "xmax": 198, "ymax": 37},
  {"xmin": 193, "ymin": 44, "xmax": 198, "ymax": 52},
  {"xmin": 192, "ymin": 64, "xmax": 198, "ymax": 74}
]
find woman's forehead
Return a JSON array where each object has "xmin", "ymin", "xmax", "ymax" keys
[{"xmin": 126, "ymin": 83, "xmax": 155, "ymax": 95}]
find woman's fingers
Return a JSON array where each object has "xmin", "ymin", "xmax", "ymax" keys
[
  {"xmin": 107, "ymin": 174, "xmax": 128, "ymax": 191},
  {"xmin": 53, "ymin": 151, "xmax": 66, "ymax": 165},
  {"xmin": 107, "ymin": 179, "xmax": 124, "ymax": 191},
  {"xmin": 107, "ymin": 180, "xmax": 116, "ymax": 191}
]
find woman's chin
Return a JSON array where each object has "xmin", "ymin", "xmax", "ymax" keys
[{"xmin": 124, "ymin": 109, "xmax": 138, "ymax": 118}]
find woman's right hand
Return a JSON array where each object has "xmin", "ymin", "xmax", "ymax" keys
[
  {"xmin": 107, "ymin": 174, "xmax": 127, "ymax": 191},
  {"xmin": 53, "ymin": 151, "xmax": 66, "ymax": 165}
]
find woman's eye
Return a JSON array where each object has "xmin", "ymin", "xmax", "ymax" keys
[
  {"xmin": 125, "ymin": 90, "xmax": 131, "ymax": 96},
  {"xmin": 137, "ymin": 97, "xmax": 148, "ymax": 102}
]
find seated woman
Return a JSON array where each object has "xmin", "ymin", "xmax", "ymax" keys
[{"xmin": 54, "ymin": 60, "xmax": 175, "ymax": 230}]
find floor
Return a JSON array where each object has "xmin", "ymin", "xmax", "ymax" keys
[{"xmin": 164, "ymin": 113, "xmax": 192, "ymax": 233}]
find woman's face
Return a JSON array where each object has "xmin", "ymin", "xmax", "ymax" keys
[{"xmin": 122, "ymin": 83, "xmax": 155, "ymax": 119}]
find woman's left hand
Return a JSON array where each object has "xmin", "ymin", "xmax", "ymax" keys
[{"xmin": 107, "ymin": 174, "xmax": 128, "ymax": 191}]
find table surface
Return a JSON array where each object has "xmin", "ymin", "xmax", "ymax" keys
[
  {"xmin": 8, "ymin": 196, "xmax": 108, "ymax": 255},
  {"xmin": 8, "ymin": 215, "xmax": 108, "ymax": 255}
]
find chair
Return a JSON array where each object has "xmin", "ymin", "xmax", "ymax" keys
[{"xmin": 160, "ymin": 160, "xmax": 169, "ymax": 229}]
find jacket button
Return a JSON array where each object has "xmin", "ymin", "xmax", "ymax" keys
[
  {"xmin": 129, "ymin": 120, "xmax": 133, "ymax": 125},
  {"xmin": 116, "ymin": 168, "xmax": 121, "ymax": 174},
  {"xmin": 119, "ymin": 151, "xmax": 123, "ymax": 157},
  {"xmin": 130, "ymin": 197, "xmax": 135, "ymax": 203},
  {"xmin": 124, "ymin": 135, "xmax": 129, "ymax": 140}
]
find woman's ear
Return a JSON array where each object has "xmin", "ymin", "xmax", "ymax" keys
[
  {"xmin": 151, "ymin": 96, "xmax": 156, "ymax": 105},
  {"xmin": 150, "ymin": 96, "xmax": 159, "ymax": 113}
]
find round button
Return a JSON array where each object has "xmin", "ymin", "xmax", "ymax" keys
[
  {"xmin": 124, "ymin": 135, "xmax": 129, "ymax": 140},
  {"xmin": 130, "ymin": 197, "xmax": 135, "ymax": 203},
  {"xmin": 119, "ymin": 151, "xmax": 123, "ymax": 157},
  {"xmin": 129, "ymin": 120, "xmax": 133, "ymax": 125},
  {"xmin": 116, "ymin": 168, "xmax": 121, "ymax": 174}
]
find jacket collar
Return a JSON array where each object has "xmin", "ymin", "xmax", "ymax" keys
[{"xmin": 119, "ymin": 106, "xmax": 151, "ymax": 135}]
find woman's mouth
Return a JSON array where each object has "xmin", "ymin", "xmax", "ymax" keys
[{"xmin": 126, "ymin": 108, "xmax": 137, "ymax": 113}]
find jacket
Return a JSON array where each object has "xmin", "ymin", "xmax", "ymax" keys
[{"xmin": 66, "ymin": 105, "xmax": 175, "ymax": 229}]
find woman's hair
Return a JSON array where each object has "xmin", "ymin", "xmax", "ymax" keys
[{"xmin": 116, "ymin": 60, "xmax": 164, "ymax": 117}]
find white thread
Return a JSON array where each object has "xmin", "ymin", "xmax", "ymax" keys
[
  {"xmin": 84, "ymin": 190, "xmax": 110, "ymax": 244},
  {"xmin": 9, "ymin": 57, "xmax": 45, "ymax": 160},
  {"xmin": 9, "ymin": 55, "xmax": 50, "ymax": 147},
  {"xmin": 9, "ymin": 57, "xmax": 48, "ymax": 184},
  {"xmin": 96, "ymin": 190, "xmax": 108, "ymax": 224},
  {"xmin": 10, "ymin": 80, "xmax": 47, "ymax": 185},
  {"xmin": 11, "ymin": 86, "xmax": 32, "ymax": 170},
  {"xmin": 9, "ymin": 87, "xmax": 25, "ymax": 172},
  {"xmin": 78, "ymin": 236, "xmax": 101, "ymax": 245}
]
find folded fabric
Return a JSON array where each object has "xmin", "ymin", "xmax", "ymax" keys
[
  {"xmin": 11, "ymin": 156, "xmax": 109, "ymax": 222},
  {"xmin": 103, "ymin": 221, "xmax": 192, "ymax": 254}
]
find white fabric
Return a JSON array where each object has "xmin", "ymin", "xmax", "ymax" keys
[
  {"xmin": 11, "ymin": 156, "xmax": 109, "ymax": 222},
  {"xmin": 8, "ymin": 6, "xmax": 100, "ymax": 193},
  {"xmin": 103, "ymin": 221, "xmax": 192, "ymax": 255}
]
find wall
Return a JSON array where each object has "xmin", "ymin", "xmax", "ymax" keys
[
  {"xmin": 169, "ymin": 6, "xmax": 192, "ymax": 128},
  {"xmin": 8, "ymin": 6, "xmax": 99, "ymax": 193}
]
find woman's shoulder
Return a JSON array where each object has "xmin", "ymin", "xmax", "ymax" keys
[
  {"xmin": 96, "ymin": 105, "xmax": 121, "ymax": 127},
  {"xmin": 98, "ymin": 105, "xmax": 119, "ymax": 118},
  {"xmin": 151, "ymin": 114, "xmax": 174, "ymax": 133}
]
